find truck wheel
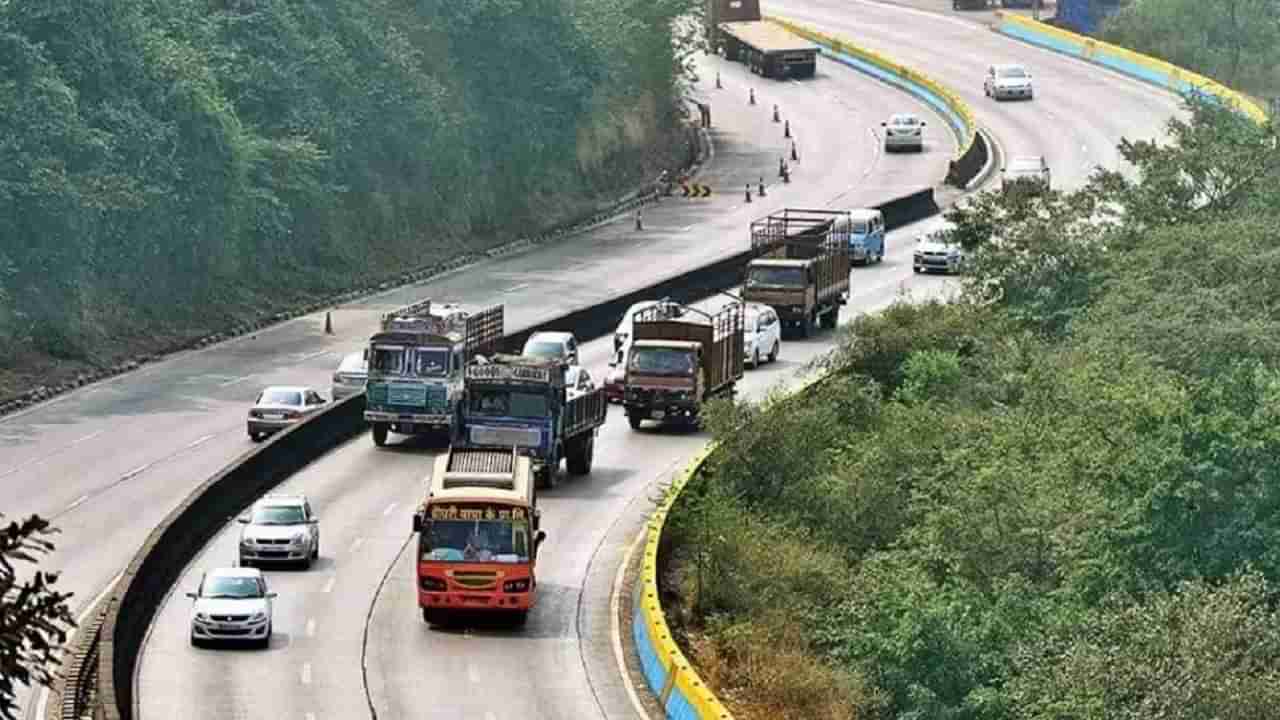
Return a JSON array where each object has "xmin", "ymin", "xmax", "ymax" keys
[
  {"xmin": 567, "ymin": 435, "xmax": 594, "ymax": 476},
  {"xmin": 821, "ymin": 307, "xmax": 839, "ymax": 329},
  {"xmin": 627, "ymin": 412, "xmax": 643, "ymax": 430},
  {"xmin": 372, "ymin": 423, "xmax": 388, "ymax": 447},
  {"xmin": 423, "ymin": 608, "xmax": 447, "ymax": 626}
]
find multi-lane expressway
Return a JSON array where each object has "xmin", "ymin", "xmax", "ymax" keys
[{"xmin": 5, "ymin": 3, "xmax": 1183, "ymax": 718}]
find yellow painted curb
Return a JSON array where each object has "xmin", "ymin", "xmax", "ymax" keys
[
  {"xmin": 764, "ymin": 15, "xmax": 978, "ymax": 162},
  {"xmin": 994, "ymin": 12, "xmax": 1267, "ymax": 125},
  {"xmin": 639, "ymin": 371, "xmax": 832, "ymax": 718}
]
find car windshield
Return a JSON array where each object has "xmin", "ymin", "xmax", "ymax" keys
[
  {"xmin": 467, "ymin": 388, "xmax": 550, "ymax": 418},
  {"xmin": 892, "ymin": 115, "xmax": 919, "ymax": 126},
  {"xmin": 413, "ymin": 347, "xmax": 449, "ymax": 377},
  {"xmin": 997, "ymin": 67, "xmax": 1027, "ymax": 78},
  {"xmin": 850, "ymin": 219, "xmax": 870, "ymax": 233},
  {"xmin": 259, "ymin": 389, "xmax": 302, "ymax": 406},
  {"xmin": 523, "ymin": 341, "xmax": 565, "ymax": 359},
  {"xmin": 202, "ymin": 575, "xmax": 263, "ymax": 599},
  {"xmin": 1010, "ymin": 159, "xmax": 1042, "ymax": 172},
  {"xmin": 250, "ymin": 505, "xmax": 305, "ymax": 525},
  {"xmin": 629, "ymin": 347, "xmax": 696, "ymax": 377},
  {"xmin": 421, "ymin": 519, "xmax": 530, "ymax": 563},
  {"xmin": 747, "ymin": 266, "xmax": 805, "ymax": 287},
  {"xmin": 370, "ymin": 346, "xmax": 405, "ymax": 374}
]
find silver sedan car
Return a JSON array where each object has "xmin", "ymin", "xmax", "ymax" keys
[
  {"xmin": 882, "ymin": 113, "xmax": 926, "ymax": 152},
  {"xmin": 247, "ymin": 386, "xmax": 328, "ymax": 441},
  {"xmin": 331, "ymin": 350, "xmax": 369, "ymax": 399}
]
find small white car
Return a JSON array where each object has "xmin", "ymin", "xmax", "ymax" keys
[
  {"xmin": 881, "ymin": 113, "xmax": 926, "ymax": 152},
  {"xmin": 237, "ymin": 494, "xmax": 320, "ymax": 568},
  {"xmin": 743, "ymin": 303, "xmax": 782, "ymax": 368},
  {"xmin": 330, "ymin": 350, "xmax": 368, "ymax": 399},
  {"xmin": 521, "ymin": 331, "xmax": 579, "ymax": 366},
  {"xmin": 247, "ymin": 386, "xmax": 329, "ymax": 441},
  {"xmin": 984, "ymin": 63, "xmax": 1034, "ymax": 100},
  {"xmin": 913, "ymin": 230, "xmax": 965, "ymax": 274},
  {"xmin": 1002, "ymin": 155, "xmax": 1052, "ymax": 195},
  {"xmin": 187, "ymin": 567, "xmax": 277, "ymax": 648}
]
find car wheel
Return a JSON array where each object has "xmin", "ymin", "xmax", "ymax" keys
[
  {"xmin": 769, "ymin": 342, "xmax": 779, "ymax": 363},
  {"xmin": 752, "ymin": 349, "xmax": 760, "ymax": 368},
  {"xmin": 190, "ymin": 634, "xmax": 201, "ymax": 648},
  {"xmin": 248, "ymin": 431, "xmax": 261, "ymax": 442},
  {"xmin": 313, "ymin": 539, "xmax": 319, "ymax": 560},
  {"xmin": 238, "ymin": 555, "xmax": 250, "ymax": 568}
]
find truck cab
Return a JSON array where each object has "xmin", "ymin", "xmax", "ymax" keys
[
  {"xmin": 412, "ymin": 447, "xmax": 545, "ymax": 626},
  {"xmin": 623, "ymin": 302, "xmax": 744, "ymax": 430},
  {"xmin": 363, "ymin": 299, "xmax": 503, "ymax": 448},
  {"xmin": 458, "ymin": 354, "xmax": 606, "ymax": 489}
]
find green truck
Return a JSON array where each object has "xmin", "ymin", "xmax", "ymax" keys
[{"xmin": 363, "ymin": 299, "xmax": 504, "ymax": 448}]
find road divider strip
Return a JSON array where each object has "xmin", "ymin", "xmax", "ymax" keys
[
  {"xmin": 765, "ymin": 16, "xmax": 987, "ymax": 187},
  {"xmin": 992, "ymin": 12, "xmax": 1268, "ymax": 125}
]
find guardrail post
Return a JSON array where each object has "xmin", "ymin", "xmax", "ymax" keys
[
  {"xmin": 744, "ymin": 184, "xmax": 752, "ymax": 203},
  {"xmin": 758, "ymin": 178, "xmax": 766, "ymax": 197},
  {"xmin": 791, "ymin": 141, "xmax": 799, "ymax": 162},
  {"xmin": 749, "ymin": 87, "xmax": 756, "ymax": 105},
  {"xmin": 716, "ymin": 70, "xmax": 722, "ymax": 89},
  {"xmin": 773, "ymin": 104, "xmax": 780, "ymax": 122},
  {"xmin": 635, "ymin": 208, "xmax": 643, "ymax": 231},
  {"xmin": 783, "ymin": 119, "xmax": 791, "ymax": 138},
  {"xmin": 324, "ymin": 312, "xmax": 333, "ymax": 335}
]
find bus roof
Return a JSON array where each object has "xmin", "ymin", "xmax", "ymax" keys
[{"xmin": 427, "ymin": 448, "xmax": 535, "ymax": 507}]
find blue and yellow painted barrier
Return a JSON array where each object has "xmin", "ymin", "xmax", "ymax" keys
[
  {"xmin": 632, "ymin": 372, "xmax": 829, "ymax": 719},
  {"xmin": 765, "ymin": 16, "xmax": 986, "ymax": 185},
  {"xmin": 993, "ymin": 12, "xmax": 1268, "ymax": 125}
]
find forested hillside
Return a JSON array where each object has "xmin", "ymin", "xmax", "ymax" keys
[
  {"xmin": 0, "ymin": 0, "xmax": 698, "ymax": 396},
  {"xmin": 664, "ymin": 99, "xmax": 1280, "ymax": 719}
]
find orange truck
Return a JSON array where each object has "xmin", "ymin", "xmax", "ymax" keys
[{"xmin": 411, "ymin": 447, "xmax": 545, "ymax": 626}]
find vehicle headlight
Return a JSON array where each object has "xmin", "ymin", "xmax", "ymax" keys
[
  {"xmin": 332, "ymin": 373, "xmax": 343, "ymax": 384},
  {"xmin": 250, "ymin": 611, "xmax": 268, "ymax": 622},
  {"xmin": 194, "ymin": 612, "xmax": 209, "ymax": 622},
  {"xmin": 291, "ymin": 532, "xmax": 306, "ymax": 543},
  {"xmin": 240, "ymin": 537, "xmax": 253, "ymax": 547}
]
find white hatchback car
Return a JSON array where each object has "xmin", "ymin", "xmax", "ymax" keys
[
  {"xmin": 985, "ymin": 63, "xmax": 1034, "ymax": 100},
  {"xmin": 913, "ymin": 229, "xmax": 965, "ymax": 274},
  {"xmin": 743, "ymin": 303, "xmax": 782, "ymax": 368},
  {"xmin": 187, "ymin": 567, "xmax": 276, "ymax": 648},
  {"xmin": 882, "ymin": 113, "xmax": 926, "ymax": 152},
  {"xmin": 237, "ymin": 494, "xmax": 320, "ymax": 568}
]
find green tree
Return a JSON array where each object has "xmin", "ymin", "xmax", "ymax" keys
[{"xmin": 0, "ymin": 515, "xmax": 76, "ymax": 720}]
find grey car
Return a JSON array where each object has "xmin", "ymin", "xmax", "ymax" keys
[
  {"xmin": 522, "ymin": 331, "xmax": 579, "ymax": 366},
  {"xmin": 247, "ymin": 386, "xmax": 328, "ymax": 441},
  {"xmin": 1001, "ymin": 155, "xmax": 1051, "ymax": 195},
  {"xmin": 331, "ymin": 350, "xmax": 369, "ymax": 399},
  {"xmin": 237, "ymin": 494, "xmax": 320, "ymax": 569}
]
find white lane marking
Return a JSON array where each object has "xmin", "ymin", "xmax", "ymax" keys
[
  {"xmin": 186, "ymin": 433, "xmax": 215, "ymax": 449},
  {"xmin": 0, "ymin": 428, "xmax": 106, "ymax": 479},
  {"xmin": 349, "ymin": 537, "xmax": 364, "ymax": 553},
  {"xmin": 322, "ymin": 577, "xmax": 336, "ymax": 593},
  {"xmin": 64, "ymin": 494, "xmax": 89, "ymax": 513},
  {"xmin": 306, "ymin": 619, "xmax": 317, "ymax": 637},
  {"xmin": 484, "ymin": 713, "xmax": 498, "ymax": 720},
  {"xmin": 306, "ymin": 714, "xmax": 317, "ymax": 720},
  {"xmin": 611, "ymin": 502, "xmax": 659, "ymax": 720},
  {"xmin": 382, "ymin": 502, "xmax": 397, "ymax": 517},
  {"xmin": 31, "ymin": 571, "xmax": 124, "ymax": 720},
  {"xmin": 218, "ymin": 374, "xmax": 254, "ymax": 388},
  {"xmin": 467, "ymin": 662, "xmax": 481, "ymax": 684},
  {"xmin": 503, "ymin": 283, "xmax": 531, "ymax": 294},
  {"xmin": 121, "ymin": 462, "xmax": 153, "ymax": 481},
  {"xmin": 301, "ymin": 663, "xmax": 312, "ymax": 684},
  {"xmin": 680, "ymin": 225, "xmax": 694, "ymax": 232},
  {"xmin": 295, "ymin": 350, "xmax": 331, "ymax": 363}
]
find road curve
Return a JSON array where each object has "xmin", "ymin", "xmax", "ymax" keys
[
  {"xmin": 131, "ymin": 53, "xmax": 958, "ymax": 720},
  {"xmin": 772, "ymin": 0, "xmax": 1182, "ymax": 188},
  {"xmin": 6, "ymin": 46, "xmax": 949, "ymax": 718}
]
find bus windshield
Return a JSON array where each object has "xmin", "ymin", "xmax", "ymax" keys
[{"xmin": 421, "ymin": 519, "xmax": 530, "ymax": 563}]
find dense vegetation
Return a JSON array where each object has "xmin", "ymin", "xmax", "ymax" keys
[
  {"xmin": 663, "ymin": 99, "xmax": 1280, "ymax": 719},
  {"xmin": 0, "ymin": 0, "xmax": 698, "ymax": 394},
  {"xmin": 1101, "ymin": 0, "xmax": 1279, "ymax": 97}
]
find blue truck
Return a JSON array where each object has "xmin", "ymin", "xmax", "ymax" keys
[
  {"xmin": 363, "ymin": 299, "xmax": 505, "ymax": 448},
  {"xmin": 458, "ymin": 354, "xmax": 608, "ymax": 489}
]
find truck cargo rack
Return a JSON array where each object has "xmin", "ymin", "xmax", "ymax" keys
[{"xmin": 750, "ymin": 208, "xmax": 854, "ymax": 255}]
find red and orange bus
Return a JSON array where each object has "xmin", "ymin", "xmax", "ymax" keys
[{"xmin": 411, "ymin": 447, "xmax": 545, "ymax": 625}]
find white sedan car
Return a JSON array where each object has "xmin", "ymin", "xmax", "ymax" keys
[
  {"xmin": 743, "ymin": 303, "xmax": 782, "ymax": 368},
  {"xmin": 187, "ymin": 567, "xmax": 277, "ymax": 648},
  {"xmin": 985, "ymin": 63, "xmax": 1034, "ymax": 100},
  {"xmin": 247, "ymin": 386, "xmax": 329, "ymax": 441},
  {"xmin": 881, "ymin": 113, "xmax": 926, "ymax": 152}
]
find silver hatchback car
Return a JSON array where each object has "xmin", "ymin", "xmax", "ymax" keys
[
  {"xmin": 237, "ymin": 495, "xmax": 320, "ymax": 569},
  {"xmin": 247, "ymin": 386, "xmax": 328, "ymax": 441}
]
